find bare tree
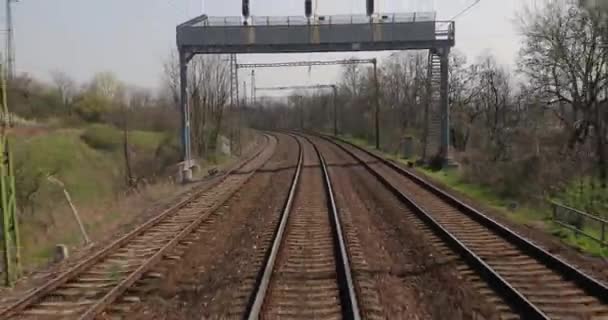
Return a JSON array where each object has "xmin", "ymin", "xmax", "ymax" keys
[
  {"xmin": 519, "ymin": 0, "xmax": 608, "ymax": 185},
  {"xmin": 89, "ymin": 71, "xmax": 123, "ymax": 102},
  {"xmin": 382, "ymin": 51, "xmax": 427, "ymax": 132},
  {"xmin": 449, "ymin": 51, "xmax": 484, "ymax": 151},
  {"xmin": 50, "ymin": 70, "xmax": 76, "ymax": 111},
  {"xmin": 340, "ymin": 60, "xmax": 363, "ymax": 98},
  {"xmin": 162, "ymin": 52, "xmax": 231, "ymax": 157},
  {"xmin": 477, "ymin": 54, "xmax": 515, "ymax": 161},
  {"xmin": 162, "ymin": 51, "xmax": 181, "ymax": 108}
]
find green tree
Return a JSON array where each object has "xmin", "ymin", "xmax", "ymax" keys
[{"xmin": 73, "ymin": 92, "xmax": 113, "ymax": 122}]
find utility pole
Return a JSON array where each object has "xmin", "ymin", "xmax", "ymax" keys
[
  {"xmin": 250, "ymin": 70, "xmax": 256, "ymax": 106},
  {"xmin": 331, "ymin": 85, "xmax": 338, "ymax": 136},
  {"xmin": 6, "ymin": 0, "xmax": 17, "ymax": 79},
  {"xmin": 372, "ymin": 58, "xmax": 380, "ymax": 150},
  {"xmin": 299, "ymin": 96, "xmax": 304, "ymax": 130},
  {"xmin": 243, "ymin": 81, "xmax": 247, "ymax": 106},
  {"xmin": 229, "ymin": 54, "xmax": 239, "ymax": 155}
]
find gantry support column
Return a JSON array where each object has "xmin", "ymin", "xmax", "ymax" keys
[
  {"xmin": 179, "ymin": 51, "xmax": 193, "ymax": 183},
  {"xmin": 439, "ymin": 47, "xmax": 450, "ymax": 163}
]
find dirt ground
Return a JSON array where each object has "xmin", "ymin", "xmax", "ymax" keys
[
  {"xmin": 111, "ymin": 133, "xmax": 299, "ymax": 319},
  {"xmin": 0, "ymin": 135, "xmax": 264, "ymax": 312},
  {"xmin": 313, "ymin": 135, "xmax": 504, "ymax": 320}
]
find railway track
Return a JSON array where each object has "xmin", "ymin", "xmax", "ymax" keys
[
  {"xmin": 245, "ymin": 135, "xmax": 359, "ymax": 319},
  {"xmin": 0, "ymin": 134, "xmax": 276, "ymax": 320},
  {"xmin": 316, "ymin": 134, "xmax": 608, "ymax": 320}
]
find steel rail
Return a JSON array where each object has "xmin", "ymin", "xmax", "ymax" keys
[
  {"xmin": 246, "ymin": 134, "xmax": 360, "ymax": 319},
  {"xmin": 324, "ymin": 134, "xmax": 608, "ymax": 306},
  {"xmin": 0, "ymin": 134, "xmax": 273, "ymax": 319},
  {"xmin": 246, "ymin": 135, "xmax": 303, "ymax": 319},
  {"xmin": 305, "ymin": 135, "xmax": 361, "ymax": 320},
  {"xmin": 317, "ymin": 134, "xmax": 548, "ymax": 319}
]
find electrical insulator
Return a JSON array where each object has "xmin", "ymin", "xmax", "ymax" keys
[
  {"xmin": 242, "ymin": 0, "xmax": 250, "ymax": 18},
  {"xmin": 366, "ymin": 0, "xmax": 374, "ymax": 16},
  {"xmin": 305, "ymin": 0, "xmax": 312, "ymax": 18}
]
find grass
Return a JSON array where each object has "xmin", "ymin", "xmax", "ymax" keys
[
  {"xmin": 418, "ymin": 168, "xmax": 550, "ymax": 225},
  {"xmin": 129, "ymin": 130, "xmax": 166, "ymax": 153},
  {"xmin": 9, "ymin": 125, "xmax": 174, "ymax": 268},
  {"xmin": 80, "ymin": 124, "xmax": 122, "ymax": 151},
  {"xmin": 81, "ymin": 124, "xmax": 166, "ymax": 153},
  {"xmin": 556, "ymin": 177, "xmax": 608, "ymax": 216},
  {"xmin": 12, "ymin": 129, "xmax": 122, "ymax": 266},
  {"xmin": 337, "ymin": 134, "xmax": 608, "ymax": 257},
  {"xmin": 10, "ymin": 123, "xmax": 241, "ymax": 269},
  {"xmin": 12, "ymin": 129, "xmax": 121, "ymax": 204}
]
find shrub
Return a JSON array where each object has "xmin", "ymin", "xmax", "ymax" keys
[
  {"xmin": 80, "ymin": 124, "xmax": 122, "ymax": 151},
  {"xmin": 73, "ymin": 93, "xmax": 113, "ymax": 122},
  {"xmin": 427, "ymin": 154, "xmax": 445, "ymax": 171},
  {"xmin": 155, "ymin": 133, "xmax": 181, "ymax": 172}
]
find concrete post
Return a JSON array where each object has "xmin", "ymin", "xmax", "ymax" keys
[
  {"xmin": 179, "ymin": 51, "xmax": 193, "ymax": 182},
  {"xmin": 439, "ymin": 47, "xmax": 450, "ymax": 162}
]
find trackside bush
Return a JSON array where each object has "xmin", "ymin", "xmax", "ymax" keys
[{"xmin": 80, "ymin": 124, "xmax": 122, "ymax": 151}]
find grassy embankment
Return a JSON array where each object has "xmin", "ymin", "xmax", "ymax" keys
[
  {"xmin": 339, "ymin": 134, "xmax": 608, "ymax": 257},
  {"xmin": 11, "ymin": 124, "xmax": 230, "ymax": 268}
]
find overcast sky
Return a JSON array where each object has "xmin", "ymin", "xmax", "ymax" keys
[{"xmin": 6, "ymin": 0, "xmax": 542, "ymax": 93}]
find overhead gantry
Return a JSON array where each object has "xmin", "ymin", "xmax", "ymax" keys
[{"xmin": 176, "ymin": 1, "xmax": 455, "ymax": 181}]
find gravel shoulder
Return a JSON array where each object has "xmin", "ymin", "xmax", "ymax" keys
[
  {"xmin": 332, "ymin": 136, "xmax": 608, "ymax": 286},
  {"xmin": 0, "ymin": 134, "xmax": 265, "ymax": 311},
  {"xmin": 113, "ymin": 133, "xmax": 300, "ymax": 319},
  {"xmin": 311, "ymin": 135, "xmax": 504, "ymax": 320}
]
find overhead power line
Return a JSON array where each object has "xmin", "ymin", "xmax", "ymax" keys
[
  {"xmin": 256, "ymin": 84, "xmax": 336, "ymax": 91},
  {"xmin": 449, "ymin": 0, "xmax": 481, "ymax": 21}
]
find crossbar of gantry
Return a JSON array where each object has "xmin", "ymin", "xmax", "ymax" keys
[
  {"xmin": 176, "ymin": 13, "xmax": 455, "ymax": 182},
  {"xmin": 257, "ymin": 84, "xmax": 338, "ymax": 134},
  {"xmin": 236, "ymin": 58, "xmax": 375, "ymax": 69}
]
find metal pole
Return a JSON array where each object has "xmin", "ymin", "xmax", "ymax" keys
[
  {"xmin": 332, "ymin": 85, "xmax": 338, "ymax": 136},
  {"xmin": 235, "ymin": 63, "xmax": 241, "ymax": 155},
  {"xmin": 373, "ymin": 59, "xmax": 380, "ymax": 150},
  {"xmin": 0, "ymin": 60, "xmax": 19, "ymax": 286},
  {"xmin": 1, "ymin": 138, "xmax": 12, "ymax": 286},
  {"xmin": 7, "ymin": 141, "xmax": 18, "ymax": 275},
  {"xmin": 243, "ymin": 81, "xmax": 247, "ymax": 106},
  {"xmin": 299, "ymin": 96, "xmax": 304, "ymax": 130},
  {"xmin": 229, "ymin": 55, "xmax": 235, "ymax": 153},
  {"xmin": 251, "ymin": 70, "xmax": 255, "ymax": 106},
  {"xmin": 179, "ymin": 51, "xmax": 192, "ymax": 182},
  {"xmin": 6, "ymin": 0, "xmax": 15, "ymax": 79},
  {"xmin": 439, "ymin": 47, "xmax": 450, "ymax": 162}
]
